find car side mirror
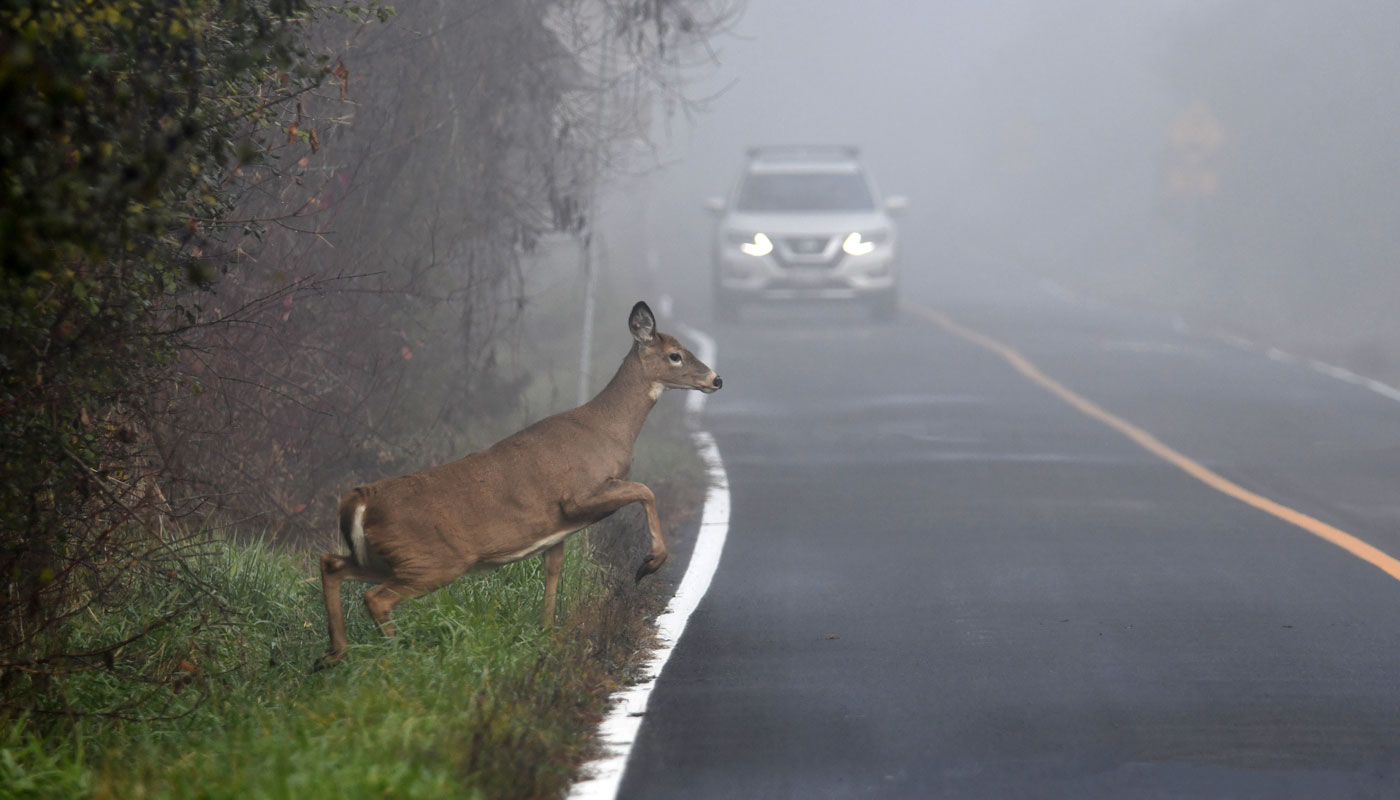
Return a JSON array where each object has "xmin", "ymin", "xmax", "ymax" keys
[
  {"xmin": 884, "ymin": 195, "xmax": 908, "ymax": 215},
  {"xmin": 704, "ymin": 196, "xmax": 727, "ymax": 216}
]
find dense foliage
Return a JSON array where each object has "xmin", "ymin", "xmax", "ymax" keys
[
  {"xmin": 0, "ymin": 0, "xmax": 735, "ymax": 744},
  {"xmin": 0, "ymin": 0, "xmax": 378, "ymax": 710},
  {"xmin": 0, "ymin": 432, "xmax": 701, "ymax": 798}
]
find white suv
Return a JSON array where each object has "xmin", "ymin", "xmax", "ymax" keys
[{"xmin": 707, "ymin": 146, "xmax": 905, "ymax": 322}]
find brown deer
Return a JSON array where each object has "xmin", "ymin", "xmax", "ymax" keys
[{"xmin": 315, "ymin": 301, "xmax": 721, "ymax": 667}]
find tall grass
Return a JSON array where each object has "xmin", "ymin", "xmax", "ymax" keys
[{"xmin": 1, "ymin": 408, "xmax": 703, "ymax": 799}]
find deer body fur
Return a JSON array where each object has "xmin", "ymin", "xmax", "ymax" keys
[{"xmin": 316, "ymin": 301, "xmax": 720, "ymax": 667}]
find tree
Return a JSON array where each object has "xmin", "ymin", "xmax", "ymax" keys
[
  {"xmin": 0, "ymin": 0, "xmax": 380, "ymax": 715},
  {"xmin": 0, "ymin": 0, "xmax": 739, "ymax": 715}
]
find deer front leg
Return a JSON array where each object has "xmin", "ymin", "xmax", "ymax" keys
[
  {"xmin": 631, "ymin": 485, "xmax": 668, "ymax": 582},
  {"xmin": 565, "ymin": 479, "xmax": 668, "ymax": 583},
  {"xmin": 541, "ymin": 542, "xmax": 564, "ymax": 626}
]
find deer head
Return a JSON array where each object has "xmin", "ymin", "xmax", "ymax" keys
[{"xmin": 628, "ymin": 301, "xmax": 722, "ymax": 398}]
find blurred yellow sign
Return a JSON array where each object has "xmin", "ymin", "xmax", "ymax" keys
[
  {"xmin": 1170, "ymin": 102, "xmax": 1225, "ymax": 154},
  {"xmin": 1168, "ymin": 102, "xmax": 1224, "ymax": 197}
]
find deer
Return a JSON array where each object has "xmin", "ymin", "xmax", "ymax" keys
[{"xmin": 315, "ymin": 301, "xmax": 721, "ymax": 667}]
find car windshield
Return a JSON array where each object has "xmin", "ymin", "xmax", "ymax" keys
[{"xmin": 734, "ymin": 172, "xmax": 875, "ymax": 212}]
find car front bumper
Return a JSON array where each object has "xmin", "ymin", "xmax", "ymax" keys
[{"xmin": 714, "ymin": 248, "xmax": 897, "ymax": 302}]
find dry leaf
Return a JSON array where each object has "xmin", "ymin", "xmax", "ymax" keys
[{"xmin": 334, "ymin": 60, "xmax": 349, "ymax": 100}]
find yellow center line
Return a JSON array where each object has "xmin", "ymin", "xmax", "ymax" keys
[{"xmin": 905, "ymin": 301, "xmax": 1400, "ymax": 583}]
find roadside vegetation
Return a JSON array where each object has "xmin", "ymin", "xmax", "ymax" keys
[
  {"xmin": 0, "ymin": 412, "xmax": 702, "ymax": 799},
  {"xmin": 1, "ymin": 0, "xmax": 730, "ymax": 796}
]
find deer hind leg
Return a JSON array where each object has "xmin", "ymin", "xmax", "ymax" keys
[
  {"xmin": 363, "ymin": 582, "xmax": 422, "ymax": 638},
  {"xmin": 541, "ymin": 543, "xmax": 565, "ymax": 627},
  {"xmin": 360, "ymin": 554, "xmax": 473, "ymax": 643},
  {"xmin": 316, "ymin": 553, "xmax": 362, "ymax": 670}
]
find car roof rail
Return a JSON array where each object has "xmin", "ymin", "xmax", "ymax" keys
[{"xmin": 745, "ymin": 145, "xmax": 860, "ymax": 162}]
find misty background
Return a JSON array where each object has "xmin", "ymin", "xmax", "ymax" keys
[
  {"xmin": 6, "ymin": 1, "xmax": 1400, "ymax": 789},
  {"xmin": 597, "ymin": 0, "xmax": 1400, "ymax": 380}
]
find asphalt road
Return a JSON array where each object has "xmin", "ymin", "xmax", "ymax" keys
[{"xmin": 619, "ymin": 261, "xmax": 1400, "ymax": 798}]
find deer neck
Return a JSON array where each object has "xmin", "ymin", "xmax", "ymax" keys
[{"xmin": 583, "ymin": 346, "xmax": 659, "ymax": 445}]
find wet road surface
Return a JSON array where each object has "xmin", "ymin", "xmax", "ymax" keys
[{"xmin": 619, "ymin": 263, "xmax": 1400, "ymax": 798}]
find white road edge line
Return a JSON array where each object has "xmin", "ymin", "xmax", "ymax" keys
[
  {"xmin": 1173, "ymin": 320, "xmax": 1400, "ymax": 407},
  {"xmin": 1022, "ymin": 274, "xmax": 1400, "ymax": 406},
  {"xmin": 567, "ymin": 317, "xmax": 730, "ymax": 800},
  {"xmin": 1254, "ymin": 342, "xmax": 1400, "ymax": 405}
]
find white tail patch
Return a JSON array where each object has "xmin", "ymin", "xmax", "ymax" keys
[{"xmin": 349, "ymin": 504, "xmax": 369, "ymax": 566}]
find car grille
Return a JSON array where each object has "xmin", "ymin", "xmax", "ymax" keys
[
  {"xmin": 784, "ymin": 236, "xmax": 828, "ymax": 255},
  {"xmin": 775, "ymin": 235, "xmax": 841, "ymax": 268}
]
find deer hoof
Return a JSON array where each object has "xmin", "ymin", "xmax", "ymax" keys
[
  {"xmin": 635, "ymin": 556, "xmax": 663, "ymax": 583},
  {"xmin": 311, "ymin": 652, "xmax": 344, "ymax": 672}
]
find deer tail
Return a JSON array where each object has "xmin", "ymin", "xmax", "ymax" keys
[{"xmin": 339, "ymin": 490, "xmax": 370, "ymax": 568}]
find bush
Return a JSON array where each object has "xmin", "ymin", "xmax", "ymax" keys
[{"xmin": 0, "ymin": 0, "xmax": 370, "ymax": 715}]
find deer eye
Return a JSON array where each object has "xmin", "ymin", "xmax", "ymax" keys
[{"xmin": 668, "ymin": 353, "xmax": 683, "ymax": 365}]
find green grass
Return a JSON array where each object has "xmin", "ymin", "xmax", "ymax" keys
[
  {"xmin": 1, "ymin": 257, "xmax": 711, "ymax": 799},
  {"xmin": 2, "ymin": 418, "xmax": 703, "ymax": 799},
  {"xmin": 2, "ymin": 536, "xmax": 634, "ymax": 800}
]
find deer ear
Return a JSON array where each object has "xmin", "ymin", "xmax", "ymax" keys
[{"xmin": 629, "ymin": 301, "xmax": 656, "ymax": 344}]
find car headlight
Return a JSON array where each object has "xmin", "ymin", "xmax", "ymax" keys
[
  {"xmin": 728, "ymin": 231, "xmax": 773, "ymax": 257},
  {"xmin": 842, "ymin": 230, "xmax": 887, "ymax": 256}
]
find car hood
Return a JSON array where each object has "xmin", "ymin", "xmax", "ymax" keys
[{"xmin": 721, "ymin": 210, "xmax": 893, "ymax": 236}]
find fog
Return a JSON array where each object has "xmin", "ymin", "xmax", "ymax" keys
[{"xmin": 605, "ymin": 0, "xmax": 1400, "ymax": 379}]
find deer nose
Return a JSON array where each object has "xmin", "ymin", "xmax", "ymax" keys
[{"xmin": 712, "ymin": 375, "xmax": 723, "ymax": 390}]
